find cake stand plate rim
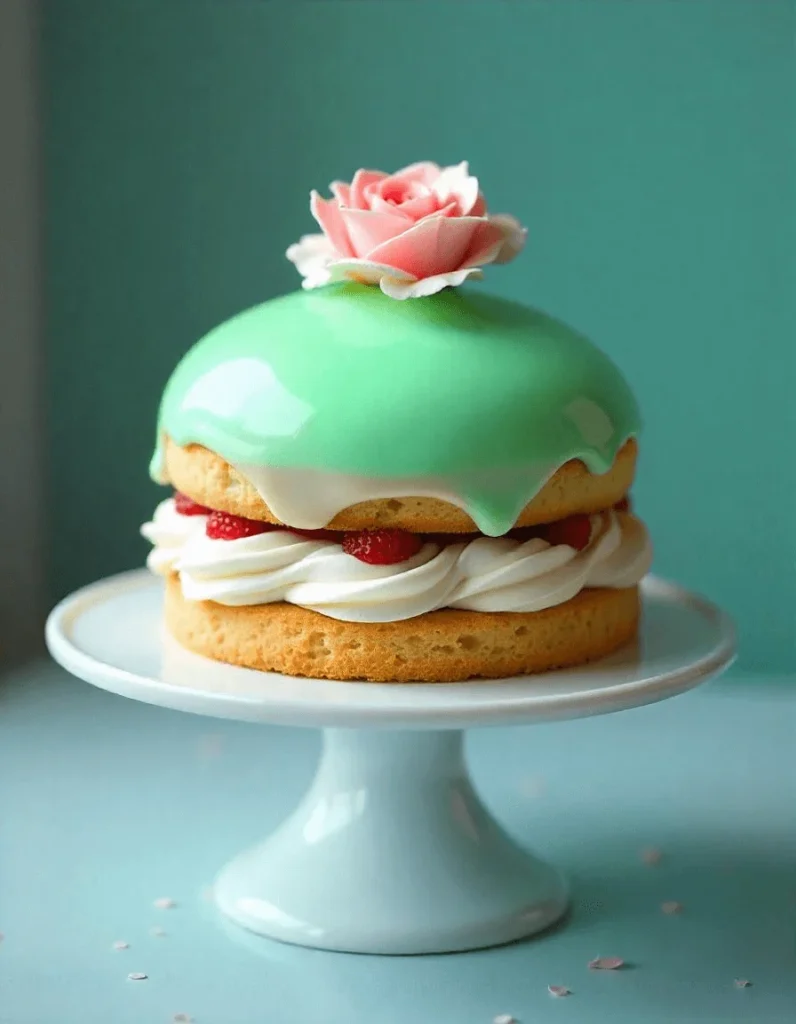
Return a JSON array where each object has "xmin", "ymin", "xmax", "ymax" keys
[{"xmin": 45, "ymin": 569, "xmax": 736, "ymax": 729}]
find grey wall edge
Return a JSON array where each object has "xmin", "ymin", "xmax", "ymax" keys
[{"xmin": 0, "ymin": 0, "xmax": 45, "ymax": 666}]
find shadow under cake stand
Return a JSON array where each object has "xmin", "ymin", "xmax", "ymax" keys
[{"xmin": 46, "ymin": 570, "xmax": 735, "ymax": 955}]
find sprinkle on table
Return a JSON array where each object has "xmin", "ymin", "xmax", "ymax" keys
[
  {"xmin": 127, "ymin": 972, "xmax": 148, "ymax": 981},
  {"xmin": 154, "ymin": 897, "xmax": 177, "ymax": 910},
  {"xmin": 588, "ymin": 957, "xmax": 625, "ymax": 970},
  {"xmin": 548, "ymin": 985, "xmax": 571, "ymax": 997},
  {"xmin": 173, "ymin": 1015, "xmax": 193, "ymax": 1023},
  {"xmin": 661, "ymin": 901, "xmax": 683, "ymax": 915},
  {"xmin": 112, "ymin": 940, "xmax": 129, "ymax": 951},
  {"xmin": 734, "ymin": 979, "xmax": 752, "ymax": 988},
  {"xmin": 641, "ymin": 847, "xmax": 662, "ymax": 866},
  {"xmin": 493, "ymin": 1015, "xmax": 517, "ymax": 1024}
]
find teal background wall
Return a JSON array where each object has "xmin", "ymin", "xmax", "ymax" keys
[{"xmin": 44, "ymin": 0, "xmax": 795, "ymax": 673}]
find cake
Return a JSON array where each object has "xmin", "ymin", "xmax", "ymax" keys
[{"xmin": 143, "ymin": 160, "xmax": 652, "ymax": 682}]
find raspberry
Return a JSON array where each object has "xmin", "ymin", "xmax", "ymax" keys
[
  {"xmin": 543, "ymin": 514, "xmax": 592, "ymax": 551},
  {"xmin": 206, "ymin": 510, "xmax": 274, "ymax": 541},
  {"xmin": 174, "ymin": 491, "xmax": 211, "ymax": 516},
  {"xmin": 614, "ymin": 495, "xmax": 632, "ymax": 513},
  {"xmin": 342, "ymin": 528, "xmax": 423, "ymax": 565}
]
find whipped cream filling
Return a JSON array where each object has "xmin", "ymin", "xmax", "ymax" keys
[{"xmin": 141, "ymin": 499, "xmax": 652, "ymax": 623}]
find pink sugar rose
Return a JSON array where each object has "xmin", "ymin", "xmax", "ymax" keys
[{"xmin": 286, "ymin": 161, "xmax": 526, "ymax": 300}]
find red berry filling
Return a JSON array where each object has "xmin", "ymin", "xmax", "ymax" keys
[
  {"xmin": 342, "ymin": 528, "xmax": 423, "ymax": 565},
  {"xmin": 206, "ymin": 510, "xmax": 275, "ymax": 541},
  {"xmin": 614, "ymin": 495, "xmax": 631, "ymax": 513},
  {"xmin": 542, "ymin": 514, "xmax": 593, "ymax": 551},
  {"xmin": 174, "ymin": 491, "xmax": 212, "ymax": 516}
]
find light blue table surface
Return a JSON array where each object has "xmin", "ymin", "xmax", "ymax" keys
[{"xmin": 1, "ymin": 662, "xmax": 794, "ymax": 1024}]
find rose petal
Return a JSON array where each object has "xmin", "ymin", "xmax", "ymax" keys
[
  {"xmin": 127, "ymin": 972, "xmax": 148, "ymax": 981},
  {"xmin": 339, "ymin": 208, "xmax": 415, "ymax": 257},
  {"xmin": 470, "ymin": 193, "xmax": 487, "ymax": 217},
  {"xmin": 369, "ymin": 189, "xmax": 439, "ymax": 221},
  {"xmin": 329, "ymin": 180, "xmax": 352, "ymax": 206},
  {"xmin": 366, "ymin": 214, "xmax": 483, "ymax": 278},
  {"xmin": 310, "ymin": 191, "xmax": 353, "ymax": 257},
  {"xmin": 588, "ymin": 957, "xmax": 624, "ymax": 970},
  {"xmin": 326, "ymin": 258, "xmax": 416, "ymax": 287},
  {"xmin": 460, "ymin": 219, "xmax": 507, "ymax": 269},
  {"xmin": 350, "ymin": 169, "xmax": 387, "ymax": 209},
  {"xmin": 431, "ymin": 160, "xmax": 481, "ymax": 215},
  {"xmin": 488, "ymin": 213, "xmax": 527, "ymax": 264},
  {"xmin": 380, "ymin": 267, "xmax": 483, "ymax": 300},
  {"xmin": 548, "ymin": 985, "xmax": 571, "ymax": 998},
  {"xmin": 386, "ymin": 160, "xmax": 441, "ymax": 189}
]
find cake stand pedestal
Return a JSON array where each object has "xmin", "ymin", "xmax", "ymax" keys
[{"xmin": 46, "ymin": 571, "xmax": 734, "ymax": 955}]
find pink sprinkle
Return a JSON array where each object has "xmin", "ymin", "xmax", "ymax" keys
[
  {"xmin": 548, "ymin": 985, "xmax": 571, "ymax": 997},
  {"xmin": 589, "ymin": 957, "xmax": 624, "ymax": 971},
  {"xmin": 641, "ymin": 847, "xmax": 662, "ymax": 866},
  {"xmin": 154, "ymin": 897, "xmax": 176, "ymax": 910},
  {"xmin": 112, "ymin": 940, "xmax": 129, "ymax": 951},
  {"xmin": 734, "ymin": 979, "xmax": 752, "ymax": 988},
  {"xmin": 127, "ymin": 972, "xmax": 148, "ymax": 981},
  {"xmin": 661, "ymin": 901, "xmax": 682, "ymax": 915}
]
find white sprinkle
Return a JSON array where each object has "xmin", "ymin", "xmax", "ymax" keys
[
  {"xmin": 734, "ymin": 978, "xmax": 752, "ymax": 988},
  {"xmin": 112, "ymin": 940, "xmax": 129, "ymax": 951},
  {"xmin": 661, "ymin": 901, "xmax": 682, "ymax": 915},
  {"xmin": 154, "ymin": 897, "xmax": 176, "ymax": 909},
  {"xmin": 641, "ymin": 847, "xmax": 662, "ymax": 865},
  {"xmin": 150, "ymin": 926, "xmax": 166, "ymax": 937},
  {"xmin": 127, "ymin": 972, "xmax": 148, "ymax": 981},
  {"xmin": 173, "ymin": 1015, "xmax": 193, "ymax": 1023},
  {"xmin": 548, "ymin": 985, "xmax": 571, "ymax": 997},
  {"xmin": 589, "ymin": 957, "xmax": 624, "ymax": 970},
  {"xmin": 493, "ymin": 1016, "xmax": 517, "ymax": 1024}
]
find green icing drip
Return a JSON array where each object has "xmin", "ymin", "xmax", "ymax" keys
[{"xmin": 152, "ymin": 284, "xmax": 641, "ymax": 535}]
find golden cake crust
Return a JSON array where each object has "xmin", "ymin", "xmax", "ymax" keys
[
  {"xmin": 162, "ymin": 435, "xmax": 637, "ymax": 532},
  {"xmin": 164, "ymin": 576, "xmax": 640, "ymax": 683}
]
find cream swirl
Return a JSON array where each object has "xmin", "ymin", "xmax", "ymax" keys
[
  {"xmin": 142, "ymin": 499, "xmax": 652, "ymax": 622},
  {"xmin": 139, "ymin": 498, "xmax": 208, "ymax": 575}
]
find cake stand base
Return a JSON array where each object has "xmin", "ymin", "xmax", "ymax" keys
[
  {"xmin": 46, "ymin": 571, "xmax": 735, "ymax": 955},
  {"xmin": 214, "ymin": 728, "xmax": 566, "ymax": 953}
]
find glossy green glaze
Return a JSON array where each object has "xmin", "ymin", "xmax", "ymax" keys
[{"xmin": 152, "ymin": 284, "xmax": 640, "ymax": 534}]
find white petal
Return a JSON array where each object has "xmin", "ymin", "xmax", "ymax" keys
[
  {"xmin": 326, "ymin": 258, "xmax": 416, "ymax": 286},
  {"xmin": 286, "ymin": 233, "xmax": 336, "ymax": 284},
  {"xmin": 488, "ymin": 213, "xmax": 528, "ymax": 264},
  {"xmin": 380, "ymin": 267, "xmax": 483, "ymax": 300}
]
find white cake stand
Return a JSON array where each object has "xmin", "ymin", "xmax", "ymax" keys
[{"xmin": 46, "ymin": 570, "xmax": 735, "ymax": 955}]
